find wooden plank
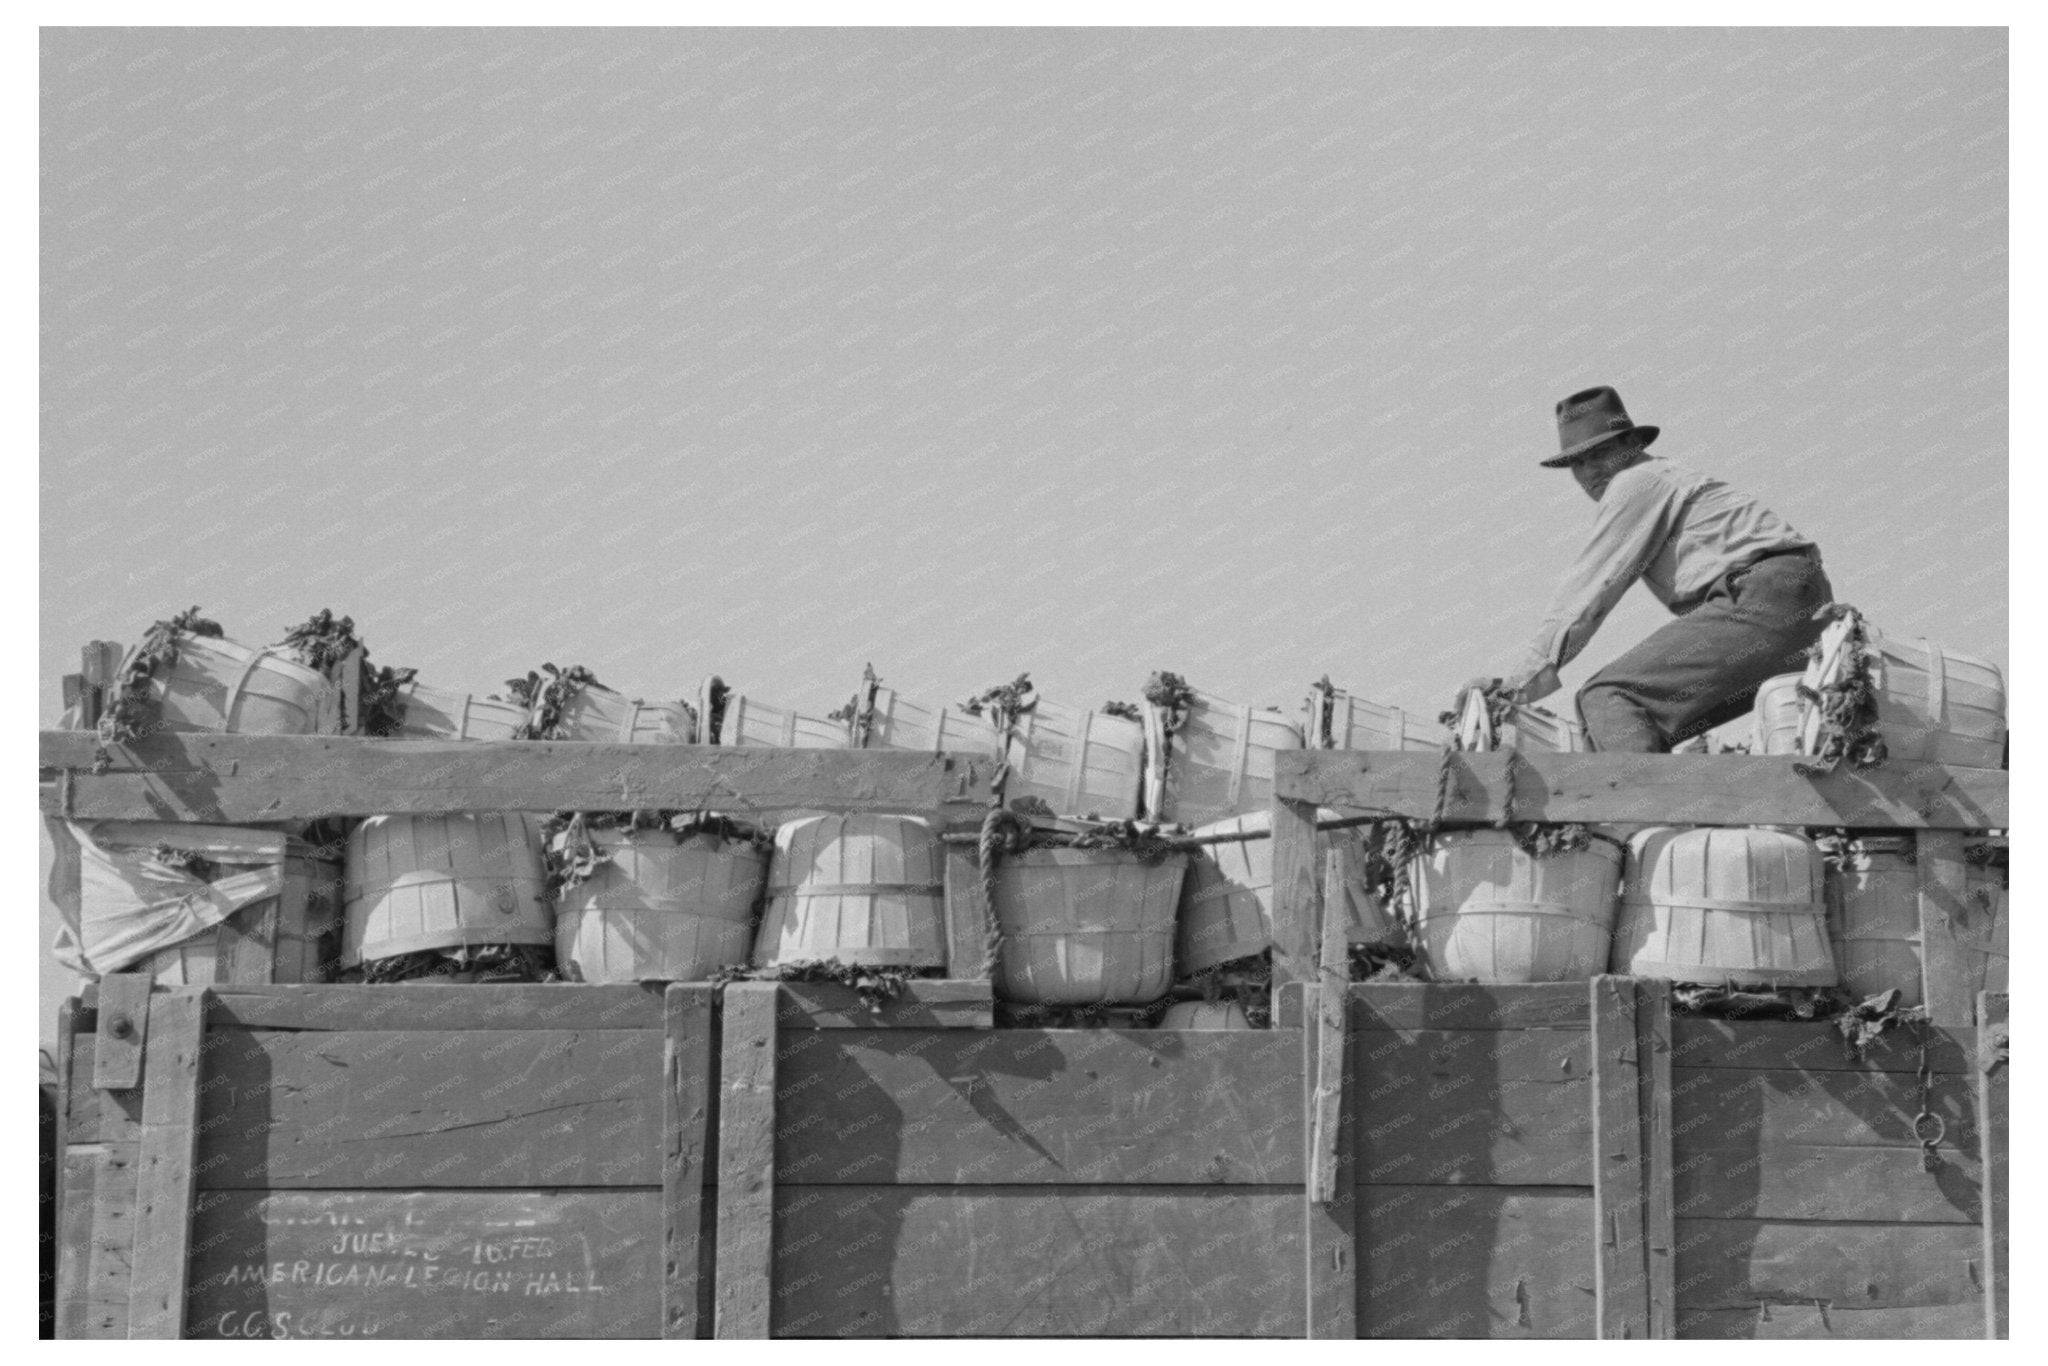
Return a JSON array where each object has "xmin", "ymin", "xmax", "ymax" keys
[
  {"xmin": 1353, "ymin": 1028, "xmax": 1592, "ymax": 1185},
  {"xmin": 92, "ymin": 974, "xmax": 150, "ymax": 1091},
  {"xmin": 1673, "ymin": 1218, "xmax": 1984, "ymax": 1312},
  {"xmin": 196, "ymin": 1029, "xmax": 664, "ymax": 1188},
  {"xmin": 65, "ymin": 1037, "xmax": 144, "ymax": 1146},
  {"xmin": 1916, "ymin": 829, "xmax": 1975, "ymax": 1026},
  {"xmin": 79, "ymin": 641, "xmax": 121, "ymax": 728},
  {"xmin": 1978, "ymin": 991, "xmax": 2007, "ymax": 1339},
  {"xmin": 661, "ymin": 985, "xmax": 712, "ymax": 1340},
  {"xmin": 1304, "ymin": 988, "xmax": 1357, "ymax": 1338},
  {"xmin": 774, "ymin": 1029, "xmax": 1300, "ymax": 1183},
  {"xmin": 1269, "ymin": 794, "xmax": 1322, "ymax": 989},
  {"xmin": 772, "ymin": 1186, "xmax": 1305, "ymax": 1337},
  {"xmin": 1671, "ymin": 1017, "xmax": 1974, "ymax": 1074},
  {"xmin": 1672, "ymin": 1147, "xmax": 1980, "ymax": 1223},
  {"xmin": 1355, "ymin": 982, "xmax": 1591, "ymax": 1031},
  {"xmin": 1638, "ymin": 979, "xmax": 1675, "ymax": 1341},
  {"xmin": 185, "ymin": 1190, "xmax": 661, "ymax": 1339},
  {"xmin": 1360, "ymin": 1185, "xmax": 1597, "ymax": 1339},
  {"xmin": 128, "ymin": 988, "xmax": 206, "ymax": 1338},
  {"xmin": 198, "ymin": 983, "xmax": 666, "ymax": 1032},
  {"xmin": 714, "ymin": 982, "xmax": 778, "ymax": 1339},
  {"xmin": 58, "ymin": 1147, "xmax": 135, "ymax": 1339},
  {"xmin": 1592, "ymin": 977, "xmax": 1652, "ymax": 1339},
  {"xmin": 1672, "ymin": 1065, "xmax": 1979, "ymax": 1153},
  {"xmin": 1276, "ymin": 750, "xmax": 2006, "ymax": 831},
  {"xmin": 774, "ymin": 978, "xmax": 993, "ymax": 1029},
  {"xmin": 39, "ymin": 731, "xmax": 996, "ymax": 822},
  {"xmin": 941, "ymin": 843, "xmax": 992, "ymax": 982},
  {"xmin": 1678, "ymin": 1303, "xmax": 1985, "ymax": 1339},
  {"xmin": 48, "ymin": 999, "xmax": 76, "ymax": 1338}
]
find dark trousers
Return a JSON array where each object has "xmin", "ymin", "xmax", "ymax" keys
[{"xmin": 1576, "ymin": 553, "xmax": 1832, "ymax": 753}]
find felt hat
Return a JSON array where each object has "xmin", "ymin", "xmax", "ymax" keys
[{"xmin": 1542, "ymin": 385, "xmax": 1660, "ymax": 468}]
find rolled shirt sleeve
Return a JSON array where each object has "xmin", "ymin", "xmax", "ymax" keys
[{"xmin": 1503, "ymin": 467, "xmax": 1680, "ymax": 702}]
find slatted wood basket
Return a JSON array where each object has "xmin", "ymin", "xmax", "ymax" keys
[
  {"xmin": 1826, "ymin": 836, "xmax": 2009, "ymax": 1007},
  {"xmin": 1304, "ymin": 682, "xmax": 1440, "ymax": 751},
  {"xmin": 1753, "ymin": 614, "xmax": 2007, "ymax": 768},
  {"xmin": 700, "ymin": 677, "xmax": 847, "ymax": 749},
  {"xmin": 1612, "ymin": 826, "xmax": 1835, "ymax": 987},
  {"xmin": 990, "ymin": 847, "xmax": 1186, "ymax": 1005},
  {"xmin": 343, "ymin": 813, "xmax": 553, "ymax": 965},
  {"xmin": 1411, "ymin": 830, "xmax": 1623, "ymax": 983},
  {"xmin": 553, "ymin": 825, "xmax": 765, "ymax": 982},
  {"xmin": 1156, "ymin": 1000, "xmax": 1254, "ymax": 1030},
  {"xmin": 1004, "ymin": 700, "xmax": 1147, "ymax": 821},
  {"xmin": 856, "ymin": 682, "xmax": 1000, "ymax": 756},
  {"xmin": 132, "ymin": 632, "xmax": 333, "ymax": 735},
  {"xmin": 752, "ymin": 815, "xmax": 947, "ymax": 968},
  {"xmin": 1144, "ymin": 689, "xmax": 1304, "ymax": 827},
  {"xmin": 391, "ymin": 679, "xmax": 531, "ymax": 741},
  {"xmin": 1176, "ymin": 811, "xmax": 1387, "ymax": 973},
  {"xmin": 545, "ymin": 686, "xmax": 696, "ymax": 744}
]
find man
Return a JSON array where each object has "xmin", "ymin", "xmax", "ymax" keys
[{"xmin": 1466, "ymin": 385, "xmax": 1833, "ymax": 753}]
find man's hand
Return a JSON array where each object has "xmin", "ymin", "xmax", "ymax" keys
[{"xmin": 1458, "ymin": 676, "xmax": 1500, "ymax": 709}]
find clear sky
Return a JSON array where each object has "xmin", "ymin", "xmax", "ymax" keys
[{"xmin": 37, "ymin": 27, "xmax": 2008, "ymax": 1037}]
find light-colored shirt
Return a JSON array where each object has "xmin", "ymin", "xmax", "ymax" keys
[{"xmin": 1505, "ymin": 455, "xmax": 1816, "ymax": 702}]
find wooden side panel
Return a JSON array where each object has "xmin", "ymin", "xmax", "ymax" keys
[
  {"xmin": 196, "ymin": 1030, "xmax": 665, "ymax": 1188},
  {"xmin": 58, "ymin": 1147, "xmax": 137, "ymax": 1339},
  {"xmin": 1670, "ymin": 1018, "xmax": 1974, "ymax": 1073},
  {"xmin": 1673, "ymin": 1148, "xmax": 1979, "ymax": 1224},
  {"xmin": 715, "ymin": 983, "xmax": 778, "ymax": 1339},
  {"xmin": 1304, "ymin": 988, "xmax": 1356, "ymax": 1338},
  {"xmin": 40, "ymin": 732, "xmax": 995, "ymax": 822},
  {"xmin": 202, "ymin": 984, "xmax": 666, "ymax": 1032},
  {"xmin": 774, "ymin": 1029, "xmax": 1301, "ymax": 1184},
  {"xmin": 184, "ymin": 1190, "xmax": 661, "ymax": 1339},
  {"xmin": 1678, "ymin": 1303, "xmax": 1986, "ymax": 1339},
  {"xmin": 1275, "ymin": 750, "xmax": 2007, "ymax": 831},
  {"xmin": 1355, "ymin": 983, "xmax": 1591, "ymax": 1031},
  {"xmin": 1590, "ymin": 977, "xmax": 1674, "ymax": 1339},
  {"xmin": 1674, "ymin": 1219, "xmax": 1983, "ymax": 1315},
  {"xmin": 1359, "ymin": 1185, "xmax": 1597, "ymax": 1339},
  {"xmin": 772, "ymin": 1187, "xmax": 1305, "ymax": 1337},
  {"xmin": 1269, "ymin": 795, "xmax": 1322, "ymax": 989},
  {"xmin": 774, "ymin": 978, "xmax": 993, "ymax": 1029},
  {"xmin": 661, "ymin": 985, "xmax": 713, "ymax": 1340},
  {"xmin": 1978, "ymin": 991, "xmax": 2007, "ymax": 1339},
  {"xmin": 129, "ymin": 988, "xmax": 206, "ymax": 1338},
  {"xmin": 1672, "ymin": 1066, "xmax": 1980, "ymax": 1152},
  {"xmin": 1352, "ymin": 1028, "xmax": 1591, "ymax": 1185}
]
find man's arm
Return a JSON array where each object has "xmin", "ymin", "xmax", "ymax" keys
[{"xmin": 1499, "ymin": 469, "xmax": 1679, "ymax": 702}]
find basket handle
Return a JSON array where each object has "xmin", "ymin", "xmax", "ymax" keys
[{"xmin": 1919, "ymin": 637, "xmax": 1946, "ymax": 724}]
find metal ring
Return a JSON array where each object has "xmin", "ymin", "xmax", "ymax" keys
[{"xmin": 1912, "ymin": 1110, "xmax": 1947, "ymax": 1148}]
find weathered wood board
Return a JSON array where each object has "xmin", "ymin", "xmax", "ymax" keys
[
  {"xmin": 195, "ymin": 1029, "xmax": 665, "ymax": 1188},
  {"xmin": 1671, "ymin": 1065, "xmax": 1979, "ymax": 1153},
  {"xmin": 185, "ymin": 1190, "xmax": 661, "ymax": 1339},
  {"xmin": 771, "ymin": 1186, "xmax": 1305, "ymax": 1337},
  {"xmin": 1673, "ymin": 1218, "xmax": 1983, "ymax": 1313},
  {"xmin": 1672, "ymin": 1146, "xmax": 1981, "ymax": 1224},
  {"xmin": 39, "ymin": 732, "xmax": 994, "ymax": 822},
  {"xmin": 774, "ymin": 1029, "xmax": 1301, "ymax": 1184},
  {"xmin": 1358, "ymin": 1185, "xmax": 1597, "ymax": 1339},
  {"xmin": 1670, "ymin": 1018, "xmax": 1975, "ymax": 1074},
  {"xmin": 1275, "ymin": 751, "xmax": 2006, "ymax": 831},
  {"xmin": 1354, "ymin": 983, "xmax": 1593, "ymax": 1031},
  {"xmin": 1352, "ymin": 1028, "xmax": 1591, "ymax": 1185},
  {"xmin": 1679, "ymin": 1303, "xmax": 1986, "ymax": 1339}
]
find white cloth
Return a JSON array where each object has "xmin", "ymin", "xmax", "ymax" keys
[{"xmin": 46, "ymin": 819, "xmax": 287, "ymax": 977}]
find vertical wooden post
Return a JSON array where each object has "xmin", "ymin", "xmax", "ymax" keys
[
  {"xmin": 1303, "ymin": 980, "xmax": 1357, "ymax": 1339},
  {"xmin": 1269, "ymin": 793, "xmax": 1322, "ymax": 991},
  {"xmin": 941, "ymin": 841, "xmax": 992, "ymax": 982},
  {"xmin": 662, "ymin": 984, "xmax": 714, "ymax": 1339},
  {"xmin": 715, "ymin": 982, "xmax": 779, "ymax": 1339},
  {"xmin": 127, "ymin": 988, "xmax": 207, "ymax": 1339},
  {"xmin": 80, "ymin": 642, "xmax": 122, "ymax": 729},
  {"xmin": 1917, "ymin": 830, "xmax": 1974, "ymax": 1026},
  {"xmin": 1977, "ymin": 990, "xmax": 2008, "ymax": 1340},
  {"xmin": 1590, "ymin": 976, "xmax": 1674, "ymax": 1339}
]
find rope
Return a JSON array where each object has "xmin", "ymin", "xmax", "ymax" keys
[{"xmin": 976, "ymin": 806, "xmax": 1030, "ymax": 978}]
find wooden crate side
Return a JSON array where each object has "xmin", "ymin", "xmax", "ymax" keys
[
  {"xmin": 1672, "ymin": 1147, "xmax": 1980, "ymax": 1224},
  {"xmin": 714, "ymin": 982, "xmax": 778, "ymax": 1339},
  {"xmin": 1590, "ymin": 977, "xmax": 1675, "ymax": 1340},
  {"xmin": 1670, "ymin": 1018, "xmax": 1974, "ymax": 1074},
  {"xmin": 773, "ymin": 1028, "xmax": 1301, "ymax": 1185},
  {"xmin": 195, "ymin": 1029, "xmax": 665, "ymax": 1189},
  {"xmin": 1673, "ymin": 1218, "xmax": 1984, "ymax": 1315},
  {"xmin": 184, "ymin": 1189, "xmax": 662, "ymax": 1339},
  {"xmin": 661, "ymin": 985, "xmax": 714, "ymax": 1339},
  {"xmin": 771, "ymin": 1186, "xmax": 1306, "ymax": 1338},
  {"xmin": 1275, "ymin": 750, "xmax": 2007, "ymax": 831},
  {"xmin": 1977, "ymin": 991, "xmax": 2007, "ymax": 1339},
  {"xmin": 130, "ymin": 988, "xmax": 207, "ymax": 1337},
  {"xmin": 40, "ymin": 732, "xmax": 996, "ymax": 822},
  {"xmin": 201, "ymin": 984, "xmax": 667, "ymax": 1032},
  {"xmin": 1672, "ymin": 1065, "xmax": 1980, "ymax": 1153},
  {"xmin": 1354, "ymin": 983, "xmax": 1591, "ymax": 1031},
  {"xmin": 1358, "ymin": 1185, "xmax": 1597, "ymax": 1339},
  {"xmin": 1352, "ymin": 1027, "xmax": 1592, "ymax": 1185},
  {"xmin": 773, "ymin": 979, "xmax": 993, "ymax": 1030},
  {"xmin": 1677, "ymin": 1303, "xmax": 1985, "ymax": 1339},
  {"xmin": 1304, "ymin": 986, "xmax": 1356, "ymax": 1339}
]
